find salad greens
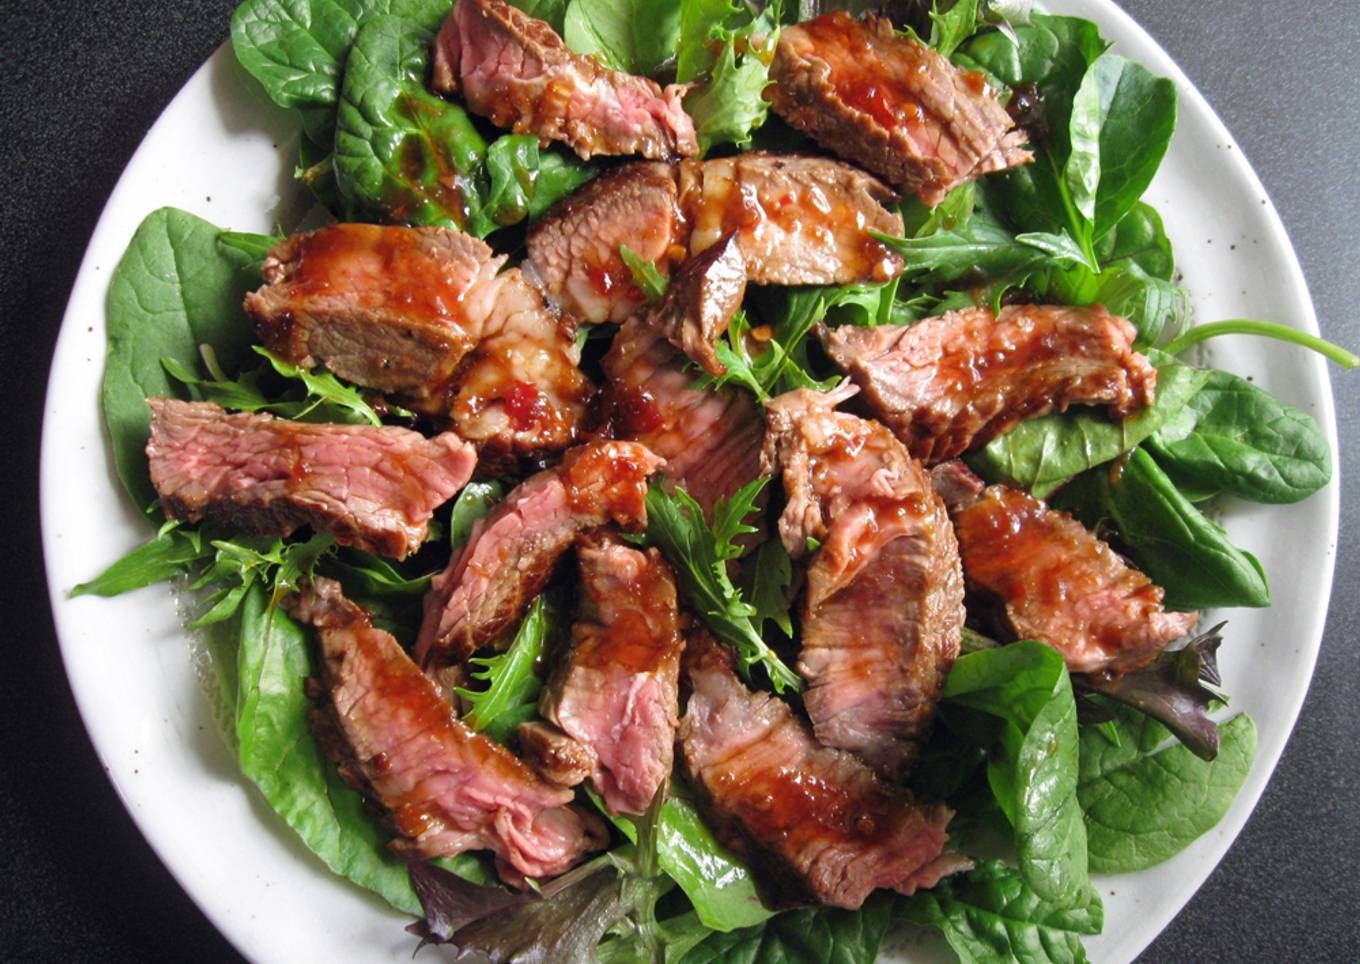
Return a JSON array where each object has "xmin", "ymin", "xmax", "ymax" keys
[{"xmin": 77, "ymin": 1, "xmax": 1353, "ymax": 962}]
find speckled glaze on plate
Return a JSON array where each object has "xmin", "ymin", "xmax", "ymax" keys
[{"xmin": 40, "ymin": 2, "xmax": 1339, "ymax": 961}]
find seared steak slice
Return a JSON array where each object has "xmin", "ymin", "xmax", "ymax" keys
[
  {"xmin": 679, "ymin": 631, "xmax": 968, "ymax": 909},
  {"xmin": 443, "ymin": 266, "xmax": 595, "ymax": 461},
  {"xmin": 601, "ymin": 317, "xmax": 765, "ymax": 518},
  {"xmin": 287, "ymin": 578, "xmax": 604, "ymax": 882},
  {"xmin": 763, "ymin": 385, "xmax": 964, "ymax": 778},
  {"xmin": 415, "ymin": 440, "xmax": 665, "ymax": 668},
  {"xmin": 525, "ymin": 162, "xmax": 685, "ymax": 324},
  {"xmin": 931, "ymin": 461, "xmax": 1199, "ymax": 674},
  {"xmin": 518, "ymin": 720, "xmax": 597, "ymax": 788},
  {"xmin": 642, "ymin": 232, "xmax": 746, "ymax": 377},
  {"xmin": 525, "ymin": 155, "xmax": 904, "ymax": 325},
  {"xmin": 680, "ymin": 153, "xmax": 905, "ymax": 286},
  {"xmin": 769, "ymin": 12, "xmax": 1032, "ymax": 206},
  {"xmin": 146, "ymin": 398, "xmax": 475, "ymax": 559},
  {"xmin": 432, "ymin": 0, "xmax": 697, "ymax": 160},
  {"xmin": 245, "ymin": 224, "xmax": 500, "ymax": 400},
  {"xmin": 821, "ymin": 304, "xmax": 1158, "ymax": 464},
  {"xmin": 539, "ymin": 529, "xmax": 684, "ymax": 815}
]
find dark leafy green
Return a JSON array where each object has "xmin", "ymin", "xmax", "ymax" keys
[
  {"xmin": 1078, "ymin": 704, "xmax": 1256, "ymax": 873},
  {"xmin": 902, "ymin": 859, "xmax": 1103, "ymax": 964},
  {"xmin": 446, "ymin": 480, "xmax": 506, "ymax": 550},
  {"xmin": 235, "ymin": 583, "xmax": 438, "ymax": 915},
  {"xmin": 742, "ymin": 537, "xmax": 794, "ymax": 637},
  {"xmin": 1055, "ymin": 448, "xmax": 1270, "ymax": 610},
  {"xmin": 562, "ymin": 0, "xmax": 680, "ymax": 75},
  {"xmin": 943, "ymin": 642, "xmax": 1090, "ymax": 909},
  {"xmin": 969, "ymin": 353, "xmax": 1208, "ymax": 498},
  {"xmin": 334, "ymin": 16, "xmax": 593, "ymax": 233},
  {"xmin": 929, "ymin": 0, "xmax": 979, "ymax": 59},
  {"xmin": 1063, "ymin": 53, "xmax": 1176, "ymax": 239},
  {"xmin": 103, "ymin": 209, "xmax": 266, "ymax": 508},
  {"xmin": 680, "ymin": 891, "xmax": 896, "ymax": 964},
  {"xmin": 1147, "ymin": 366, "xmax": 1331, "ymax": 504},
  {"xmin": 636, "ymin": 479, "xmax": 802, "ymax": 692},
  {"xmin": 455, "ymin": 595, "xmax": 554, "ymax": 743},
  {"xmin": 230, "ymin": 0, "xmax": 451, "ymax": 114}
]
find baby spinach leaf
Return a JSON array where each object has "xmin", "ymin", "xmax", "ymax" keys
[
  {"xmin": 1064, "ymin": 53, "xmax": 1175, "ymax": 239},
  {"xmin": 902, "ymin": 859, "xmax": 1103, "ymax": 964},
  {"xmin": 562, "ymin": 0, "xmax": 681, "ymax": 75},
  {"xmin": 874, "ymin": 213, "xmax": 1051, "ymax": 287},
  {"xmin": 637, "ymin": 479, "xmax": 802, "ymax": 693},
  {"xmin": 680, "ymin": 891, "xmax": 896, "ymax": 964},
  {"xmin": 969, "ymin": 354, "xmax": 1208, "ymax": 498},
  {"xmin": 1147, "ymin": 367, "xmax": 1332, "ymax": 504},
  {"xmin": 235, "ymin": 583, "xmax": 424, "ymax": 914},
  {"xmin": 600, "ymin": 789, "xmax": 774, "ymax": 933},
  {"xmin": 103, "ymin": 208, "xmax": 265, "ymax": 508},
  {"xmin": 456, "ymin": 595, "xmax": 554, "ymax": 743},
  {"xmin": 1094, "ymin": 201, "xmax": 1174, "ymax": 280},
  {"xmin": 231, "ymin": 0, "xmax": 452, "ymax": 113},
  {"xmin": 334, "ymin": 16, "xmax": 486, "ymax": 229},
  {"xmin": 1054, "ymin": 448, "xmax": 1270, "ymax": 611},
  {"xmin": 943, "ymin": 642, "xmax": 1090, "ymax": 909},
  {"xmin": 1077, "ymin": 704, "xmax": 1256, "ymax": 873},
  {"xmin": 510, "ymin": 0, "xmax": 569, "ymax": 32},
  {"xmin": 334, "ymin": 16, "xmax": 595, "ymax": 233},
  {"xmin": 447, "ymin": 480, "xmax": 506, "ymax": 550}
]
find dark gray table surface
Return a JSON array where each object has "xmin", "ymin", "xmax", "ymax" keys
[{"xmin": 1, "ymin": 1, "xmax": 1354, "ymax": 960}]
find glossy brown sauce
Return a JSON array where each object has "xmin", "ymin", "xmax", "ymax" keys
[{"xmin": 797, "ymin": 12, "xmax": 931, "ymax": 135}]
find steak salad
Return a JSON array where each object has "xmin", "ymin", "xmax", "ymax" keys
[{"xmin": 77, "ymin": 1, "xmax": 1355, "ymax": 962}]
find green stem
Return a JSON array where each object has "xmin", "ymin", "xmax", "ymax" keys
[{"xmin": 1163, "ymin": 319, "xmax": 1359, "ymax": 369}]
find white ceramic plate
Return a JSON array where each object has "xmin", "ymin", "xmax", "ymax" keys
[{"xmin": 40, "ymin": 2, "xmax": 1339, "ymax": 961}]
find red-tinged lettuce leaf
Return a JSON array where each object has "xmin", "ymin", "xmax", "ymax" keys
[
  {"xmin": 409, "ymin": 857, "xmax": 667, "ymax": 962},
  {"xmin": 1076, "ymin": 623, "xmax": 1225, "ymax": 760}
]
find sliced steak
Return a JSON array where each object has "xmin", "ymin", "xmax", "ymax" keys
[
  {"xmin": 679, "ymin": 153, "xmax": 905, "ymax": 286},
  {"xmin": 415, "ymin": 440, "xmax": 665, "ymax": 668},
  {"xmin": 642, "ymin": 232, "xmax": 746, "ymax": 377},
  {"xmin": 763, "ymin": 385, "xmax": 964, "ymax": 778},
  {"xmin": 146, "ymin": 398, "xmax": 475, "ymax": 559},
  {"xmin": 769, "ymin": 11, "xmax": 1032, "ymax": 206},
  {"xmin": 931, "ymin": 461, "xmax": 1199, "ymax": 674},
  {"xmin": 287, "ymin": 578, "xmax": 604, "ymax": 882},
  {"xmin": 525, "ymin": 162, "xmax": 686, "ymax": 325},
  {"xmin": 432, "ymin": 0, "xmax": 697, "ymax": 160},
  {"xmin": 679, "ymin": 631, "xmax": 968, "ymax": 909},
  {"xmin": 518, "ymin": 720, "xmax": 597, "ymax": 788},
  {"xmin": 601, "ymin": 317, "xmax": 765, "ymax": 518},
  {"xmin": 821, "ymin": 304, "xmax": 1158, "ymax": 464},
  {"xmin": 525, "ymin": 154, "xmax": 904, "ymax": 325},
  {"xmin": 245, "ymin": 224, "xmax": 501, "ymax": 400},
  {"xmin": 443, "ymin": 266, "xmax": 595, "ymax": 462},
  {"xmin": 538, "ymin": 529, "xmax": 684, "ymax": 815}
]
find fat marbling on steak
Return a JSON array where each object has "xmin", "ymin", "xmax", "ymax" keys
[
  {"xmin": 146, "ymin": 398, "xmax": 475, "ymax": 559},
  {"xmin": 432, "ymin": 0, "xmax": 697, "ymax": 160}
]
